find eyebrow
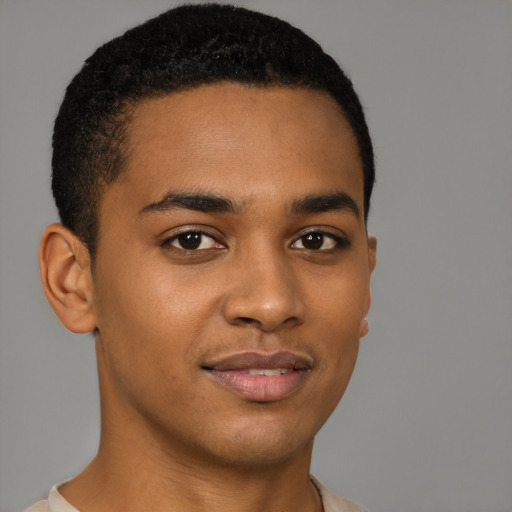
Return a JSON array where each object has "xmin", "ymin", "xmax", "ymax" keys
[
  {"xmin": 138, "ymin": 191, "xmax": 240, "ymax": 216},
  {"xmin": 290, "ymin": 192, "xmax": 360, "ymax": 218},
  {"xmin": 138, "ymin": 190, "xmax": 359, "ymax": 218}
]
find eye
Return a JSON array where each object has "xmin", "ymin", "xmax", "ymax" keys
[
  {"xmin": 163, "ymin": 231, "xmax": 223, "ymax": 251},
  {"xmin": 291, "ymin": 231, "xmax": 347, "ymax": 251}
]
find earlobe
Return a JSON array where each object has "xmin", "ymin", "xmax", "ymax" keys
[
  {"xmin": 359, "ymin": 317, "xmax": 369, "ymax": 338},
  {"xmin": 39, "ymin": 223, "xmax": 96, "ymax": 333}
]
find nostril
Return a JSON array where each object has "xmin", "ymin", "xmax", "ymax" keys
[
  {"xmin": 238, "ymin": 317, "xmax": 259, "ymax": 325},
  {"xmin": 233, "ymin": 315, "xmax": 301, "ymax": 331}
]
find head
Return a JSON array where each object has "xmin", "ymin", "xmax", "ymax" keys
[
  {"xmin": 41, "ymin": 4, "xmax": 377, "ymax": 470},
  {"xmin": 52, "ymin": 3, "xmax": 374, "ymax": 258}
]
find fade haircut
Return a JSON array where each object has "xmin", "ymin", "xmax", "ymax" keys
[{"xmin": 52, "ymin": 3, "xmax": 375, "ymax": 257}]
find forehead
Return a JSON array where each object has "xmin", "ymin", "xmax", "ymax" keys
[{"xmin": 115, "ymin": 83, "xmax": 363, "ymax": 210}]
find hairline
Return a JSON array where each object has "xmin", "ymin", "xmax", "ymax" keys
[{"xmin": 87, "ymin": 80, "xmax": 368, "ymax": 259}]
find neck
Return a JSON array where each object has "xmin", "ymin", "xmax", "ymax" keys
[
  {"xmin": 60, "ymin": 432, "xmax": 321, "ymax": 512},
  {"xmin": 59, "ymin": 350, "xmax": 323, "ymax": 512}
]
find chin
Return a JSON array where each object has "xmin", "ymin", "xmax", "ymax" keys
[{"xmin": 193, "ymin": 421, "xmax": 316, "ymax": 468}]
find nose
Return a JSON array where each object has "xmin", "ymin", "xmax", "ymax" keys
[{"xmin": 221, "ymin": 250, "xmax": 306, "ymax": 332}]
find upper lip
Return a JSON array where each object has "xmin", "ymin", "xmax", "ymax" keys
[{"xmin": 202, "ymin": 351, "xmax": 313, "ymax": 371}]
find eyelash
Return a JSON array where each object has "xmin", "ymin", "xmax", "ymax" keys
[
  {"xmin": 291, "ymin": 231, "xmax": 350, "ymax": 252},
  {"xmin": 161, "ymin": 229, "xmax": 224, "ymax": 252},
  {"xmin": 160, "ymin": 228, "xmax": 350, "ymax": 253}
]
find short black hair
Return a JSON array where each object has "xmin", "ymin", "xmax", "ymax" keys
[{"xmin": 52, "ymin": 3, "xmax": 375, "ymax": 256}]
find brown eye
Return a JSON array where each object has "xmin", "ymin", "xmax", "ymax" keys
[
  {"xmin": 176, "ymin": 232, "xmax": 202, "ymax": 250},
  {"xmin": 165, "ymin": 231, "xmax": 222, "ymax": 251},
  {"xmin": 291, "ymin": 231, "xmax": 345, "ymax": 251},
  {"xmin": 302, "ymin": 233, "xmax": 324, "ymax": 250}
]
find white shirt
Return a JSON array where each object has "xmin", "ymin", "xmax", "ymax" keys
[{"xmin": 25, "ymin": 477, "xmax": 367, "ymax": 512}]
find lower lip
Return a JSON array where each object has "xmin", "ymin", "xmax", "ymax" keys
[{"xmin": 205, "ymin": 369, "xmax": 307, "ymax": 402}]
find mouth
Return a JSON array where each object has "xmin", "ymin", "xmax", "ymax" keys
[{"xmin": 202, "ymin": 351, "xmax": 312, "ymax": 402}]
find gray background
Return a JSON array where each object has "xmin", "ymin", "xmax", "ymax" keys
[{"xmin": 1, "ymin": 1, "xmax": 511, "ymax": 511}]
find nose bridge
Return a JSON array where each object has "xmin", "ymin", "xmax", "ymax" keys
[{"xmin": 221, "ymin": 241, "xmax": 305, "ymax": 331}]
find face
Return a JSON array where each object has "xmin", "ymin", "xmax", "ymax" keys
[{"xmin": 90, "ymin": 83, "xmax": 376, "ymax": 466}]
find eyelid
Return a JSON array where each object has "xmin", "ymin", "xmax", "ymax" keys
[
  {"xmin": 293, "ymin": 226, "xmax": 348, "ymax": 239},
  {"xmin": 290, "ymin": 227, "xmax": 350, "ymax": 250},
  {"xmin": 160, "ymin": 225, "xmax": 226, "ymax": 249}
]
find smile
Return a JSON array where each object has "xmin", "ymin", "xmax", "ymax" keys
[
  {"xmin": 246, "ymin": 368, "xmax": 292, "ymax": 376},
  {"xmin": 202, "ymin": 351, "xmax": 312, "ymax": 402}
]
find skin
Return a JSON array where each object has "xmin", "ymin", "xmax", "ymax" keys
[{"xmin": 40, "ymin": 83, "xmax": 376, "ymax": 512}]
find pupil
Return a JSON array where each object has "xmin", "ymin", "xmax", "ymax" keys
[
  {"xmin": 303, "ymin": 233, "xmax": 323, "ymax": 250},
  {"xmin": 178, "ymin": 232, "xmax": 201, "ymax": 250}
]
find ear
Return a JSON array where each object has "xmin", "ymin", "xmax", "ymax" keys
[
  {"xmin": 360, "ymin": 235, "xmax": 377, "ymax": 338},
  {"xmin": 39, "ymin": 223, "xmax": 96, "ymax": 333},
  {"xmin": 367, "ymin": 235, "xmax": 377, "ymax": 277}
]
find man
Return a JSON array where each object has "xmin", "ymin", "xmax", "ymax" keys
[{"xmin": 29, "ymin": 4, "xmax": 376, "ymax": 512}]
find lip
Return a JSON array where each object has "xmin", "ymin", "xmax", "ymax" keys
[{"xmin": 202, "ymin": 351, "xmax": 312, "ymax": 402}]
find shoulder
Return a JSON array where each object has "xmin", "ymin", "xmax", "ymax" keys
[
  {"xmin": 24, "ymin": 499, "xmax": 51, "ymax": 512},
  {"xmin": 312, "ymin": 476, "xmax": 368, "ymax": 512},
  {"xmin": 24, "ymin": 485, "xmax": 78, "ymax": 512}
]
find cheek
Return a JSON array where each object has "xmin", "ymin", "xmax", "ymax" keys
[
  {"xmin": 309, "ymin": 266, "xmax": 369, "ymax": 327},
  {"xmin": 92, "ymin": 269, "xmax": 217, "ymax": 419},
  {"xmin": 92, "ymin": 260, "xmax": 219, "ymax": 372},
  {"xmin": 306, "ymin": 269, "xmax": 368, "ymax": 375}
]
